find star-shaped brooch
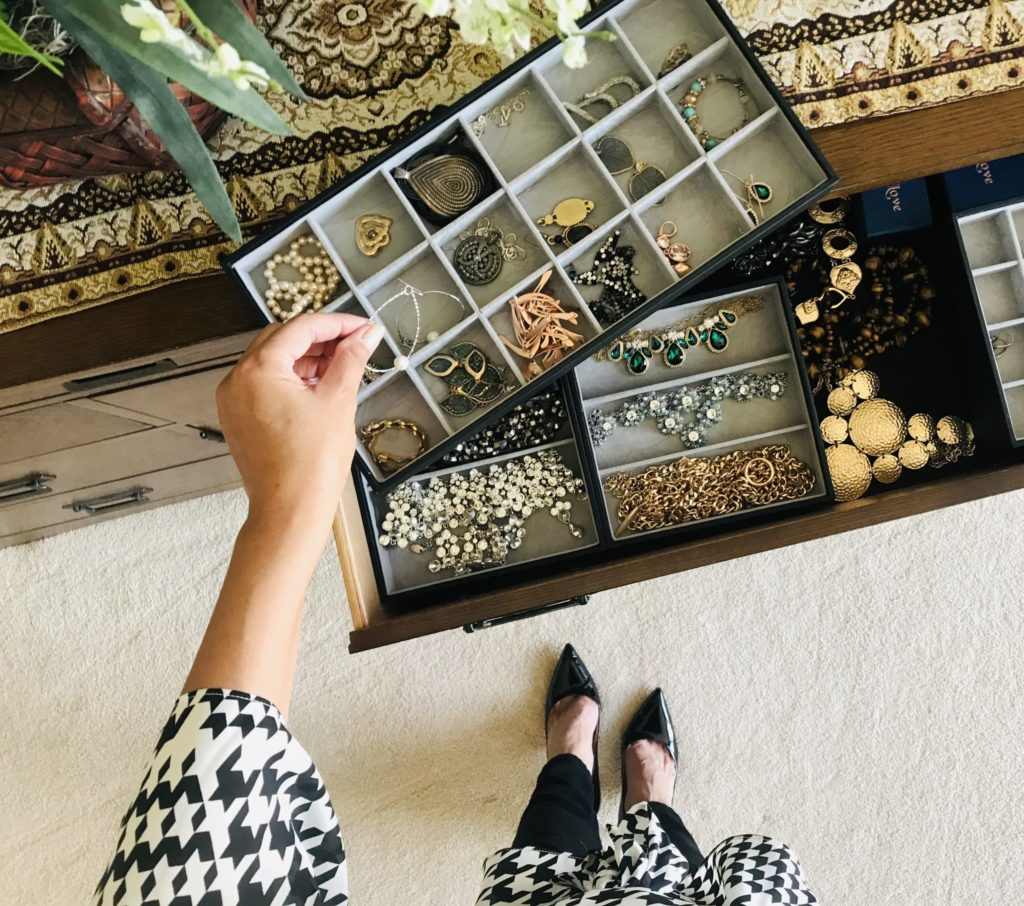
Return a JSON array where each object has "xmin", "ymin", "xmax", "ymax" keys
[{"xmin": 567, "ymin": 230, "xmax": 648, "ymax": 325}]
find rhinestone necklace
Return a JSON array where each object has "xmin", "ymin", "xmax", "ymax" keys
[{"xmin": 587, "ymin": 371, "xmax": 788, "ymax": 450}]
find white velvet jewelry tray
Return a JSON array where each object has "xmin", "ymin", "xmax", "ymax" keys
[
  {"xmin": 225, "ymin": 0, "xmax": 835, "ymax": 489},
  {"xmin": 956, "ymin": 200, "xmax": 1024, "ymax": 443},
  {"xmin": 571, "ymin": 281, "xmax": 829, "ymax": 540}
]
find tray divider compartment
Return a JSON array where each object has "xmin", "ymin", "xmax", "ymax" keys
[
  {"xmin": 306, "ymin": 220, "xmax": 371, "ymax": 311},
  {"xmin": 596, "ymin": 423, "xmax": 825, "ymax": 540},
  {"xmin": 597, "ymin": 423, "xmax": 815, "ymax": 477},
  {"xmin": 615, "ymin": 0, "xmax": 730, "ymax": 77},
  {"xmin": 363, "ymin": 435, "xmax": 601, "ymax": 596},
  {"xmin": 529, "ymin": 67, "xmax": 592, "ymax": 137},
  {"xmin": 579, "ymin": 351, "xmax": 792, "ymax": 408},
  {"xmin": 380, "ymin": 166, "xmax": 441, "ymax": 239},
  {"xmin": 627, "ymin": 211, "xmax": 679, "ymax": 282}
]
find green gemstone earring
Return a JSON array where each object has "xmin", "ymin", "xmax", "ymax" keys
[{"xmin": 721, "ymin": 170, "xmax": 772, "ymax": 225}]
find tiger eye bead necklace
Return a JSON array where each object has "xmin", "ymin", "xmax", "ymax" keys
[{"xmin": 789, "ymin": 242, "xmax": 935, "ymax": 391}]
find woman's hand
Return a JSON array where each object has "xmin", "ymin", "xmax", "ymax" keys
[{"xmin": 216, "ymin": 312, "xmax": 385, "ymax": 537}]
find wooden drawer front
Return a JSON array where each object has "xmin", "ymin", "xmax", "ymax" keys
[
  {"xmin": 336, "ymin": 462, "xmax": 1024, "ymax": 652},
  {"xmin": 0, "ymin": 455, "xmax": 239, "ymax": 539},
  {"xmin": 0, "ymin": 401, "xmax": 153, "ymax": 465},
  {"xmin": 94, "ymin": 365, "xmax": 231, "ymax": 430},
  {"xmin": 0, "ymin": 424, "xmax": 225, "ymax": 505}
]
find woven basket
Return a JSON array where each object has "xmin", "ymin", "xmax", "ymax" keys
[{"xmin": 0, "ymin": 0, "xmax": 257, "ymax": 188}]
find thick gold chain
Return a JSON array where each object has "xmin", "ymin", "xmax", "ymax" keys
[{"xmin": 605, "ymin": 443, "xmax": 815, "ymax": 533}]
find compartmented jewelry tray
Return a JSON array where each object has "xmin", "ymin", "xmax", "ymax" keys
[
  {"xmin": 955, "ymin": 197, "xmax": 1024, "ymax": 444},
  {"xmin": 351, "ymin": 280, "xmax": 831, "ymax": 606},
  {"xmin": 224, "ymin": 0, "xmax": 835, "ymax": 490}
]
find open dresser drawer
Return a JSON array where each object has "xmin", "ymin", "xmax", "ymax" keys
[{"xmin": 333, "ymin": 157, "xmax": 1024, "ymax": 652}]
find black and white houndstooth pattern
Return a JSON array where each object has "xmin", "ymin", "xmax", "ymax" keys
[
  {"xmin": 478, "ymin": 804, "xmax": 816, "ymax": 906},
  {"xmin": 95, "ymin": 689, "xmax": 347, "ymax": 906}
]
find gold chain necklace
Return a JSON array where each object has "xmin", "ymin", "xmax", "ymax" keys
[{"xmin": 604, "ymin": 444, "xmax": 815, "ymax": 534}]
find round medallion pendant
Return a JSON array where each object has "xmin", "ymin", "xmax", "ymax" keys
[{"xmin": 453, "ymin": 234, "xmax": 504, "ymax": 285}]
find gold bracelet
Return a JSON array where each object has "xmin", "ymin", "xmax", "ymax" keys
[
  {"xmin": 360, "ymin": 419, "xmax": 429, "ymax": 474},
  {"xmin": 604, "ymin": 444, "xmax": 815, "ymax": 534}
]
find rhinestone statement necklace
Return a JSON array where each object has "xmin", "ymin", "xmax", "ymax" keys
[
  {"xmin": 587, "ymin": 371, "xmax": 788, "ymax": 450},
  {"xmin": 378, "ymin": 449, "xmax": 588, "ymax": 575}
]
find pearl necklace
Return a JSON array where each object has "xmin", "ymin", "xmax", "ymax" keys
[{"xmin": 378, "ymin": 449, "xmax": 587, "ymax": 575}]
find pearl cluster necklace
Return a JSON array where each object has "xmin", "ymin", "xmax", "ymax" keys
[
  {"xmin": 264, "ymin": 236, "xmax": 342, "ymax": 321},
  {"xmin": 378, "ymin": 449, "xmax": 587, "ymax": 575}
]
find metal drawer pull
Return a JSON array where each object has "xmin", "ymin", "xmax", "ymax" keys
[
  {"xmin": 197, "ymin": 426, "xmax": 225, "ymax": 443},
  {"xmin": 463, "ymin": 595, "xmax": 589, "ymax": 633},
  {"xmin": 0, "ymin": 472, "xmax": 57, "ymax": 502},
  {"xmin": 66, "ymin": 486, "xmax": 152, "ymax": 514},
  {"xmin": 63, "ymin": 358, "xmax": 177, "ymax": 392}
]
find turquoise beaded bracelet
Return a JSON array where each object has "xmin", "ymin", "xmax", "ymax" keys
[{"xmin": 679, "ymin": 74, "xmax": 751, "ymax": 151}]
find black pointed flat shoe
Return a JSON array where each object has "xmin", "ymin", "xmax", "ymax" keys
[
  {"xmin": 619, "ymin": 688, "xmax": 677, "ymax": 819},
  {"xmin": 545, "ymin": 643, "xmax": 601, "ymax": 810}
]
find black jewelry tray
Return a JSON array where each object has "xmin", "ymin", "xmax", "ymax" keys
[
  {"xmin": 224, "ymin": 0, "xmax": 836, "ymax": 492},
  {"xmin": 351, "ymin": 278, "xmax": 833, "ymax": 611}
]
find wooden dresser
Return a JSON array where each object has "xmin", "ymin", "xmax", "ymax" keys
[{"xmin": 4, "ymin": 89, "xmax": 1024, "ymax": 649}]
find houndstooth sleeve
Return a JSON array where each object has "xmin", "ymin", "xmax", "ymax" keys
[{"xmin": 95, "ymin": 688, "xmax": 347, "ymax": 906}]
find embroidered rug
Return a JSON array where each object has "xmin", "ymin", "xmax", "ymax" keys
[{"xmin": 1, "ymin": 0, "xmax": 1022, "ymax": 333}]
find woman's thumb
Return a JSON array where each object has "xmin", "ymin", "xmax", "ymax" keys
[{"xmin": 320, "ymin": 321, "xmax": 385, "ymax": 397}]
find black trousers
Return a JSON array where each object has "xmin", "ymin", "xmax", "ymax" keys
[{"xmin": 513, "ymin": 753, "xmax": 704, "ymax": 868}]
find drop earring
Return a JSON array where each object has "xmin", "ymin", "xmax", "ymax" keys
[{"xmin": 722, "ymin": 170, "xmax": 773, "ymax": 225}]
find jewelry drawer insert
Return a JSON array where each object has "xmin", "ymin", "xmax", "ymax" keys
[
  {"xmin": 225, "ymin": 0, "xmax": 834, "ymax": 490},
  {"xmin": 351, "ymin": 281, "xmax": 831, "ymax": 606},
  {"xmin": 955, "ymin": 197, "xmax": 1024, "ymax": 444}
]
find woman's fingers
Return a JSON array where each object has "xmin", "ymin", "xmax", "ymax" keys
[{"xmin": 245, "ymin": 313, "xmax": 369, "ymax": 367}]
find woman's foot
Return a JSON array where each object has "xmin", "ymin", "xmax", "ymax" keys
[
  {"xmin": 546, "ymin": 695, "xmax": 600, "ymax": 772},
  {"xmin": 622, "ymin": 739, "xmax": 676, "ymax": 809},
  {"xmin": 619, "ymin": 688, "xmax": 678, "ymax": 818}
]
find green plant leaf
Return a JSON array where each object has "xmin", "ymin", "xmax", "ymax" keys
[
  {"xmin": 186, "ymin": 0, "xmax": 307, "ymax": 100},
  {"xmin": 40, "ymin": 0, "xmax": 289, "ymax": 136},
  {"xmin": 51, "ymin": 8, "xmax": 242, "ymax": 243},
  {"xmin": 0, "ymin": 13, "xmax": 63, "ymax": 75}
]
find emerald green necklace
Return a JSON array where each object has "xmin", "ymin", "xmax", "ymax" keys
[{"xmin": 595, "ymin": 295, "xmax": 764, "ymax": 376}]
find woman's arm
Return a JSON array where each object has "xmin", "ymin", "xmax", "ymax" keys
[{"xmin": 183, "ymin": 312, "xmax": 383, "ymax": 717}]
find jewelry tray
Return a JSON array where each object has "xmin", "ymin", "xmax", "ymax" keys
[
  {"xmin": 351, "ymin": 279, "xmax": 831, "ymax": 607},
  {"xmin": 954, "ymin": 196, "xmax": 1024, "ymax": 445},
  {"xmin": 224, "ymin": 0, "xmax": 835, "ymax": 491}
]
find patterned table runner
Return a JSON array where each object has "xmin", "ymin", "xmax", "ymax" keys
[{"xmin": 1, "ymin": 0, "xmax": 1021, "ymax": 333}]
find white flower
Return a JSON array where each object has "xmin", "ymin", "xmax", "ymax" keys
[
  {"xmin": 548, "ymin": 0, "xmax": 587, "ymax": 34},
  {"xmin": 419, "ymin": 0, "xmax": 452, "ymax": 13},
  {"xmin": 120, "ymin": 0, "xmax": 202, "ymax": 61},
  {"xmin": 203, "ymin": 42, "xmax": 274, "ymax": 91},
  {"xmin": 561, "ymin": 33, "xmax": 588, "ymax": 68}
]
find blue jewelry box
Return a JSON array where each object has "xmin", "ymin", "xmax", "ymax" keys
[{"xmin": 224, "ymin": 0, "xmax": 835, "ymax": 491}]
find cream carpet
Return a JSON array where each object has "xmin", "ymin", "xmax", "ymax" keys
[{"xmin": 2, "ymin": 485, "xmax": 1023, "ymax": 904}]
